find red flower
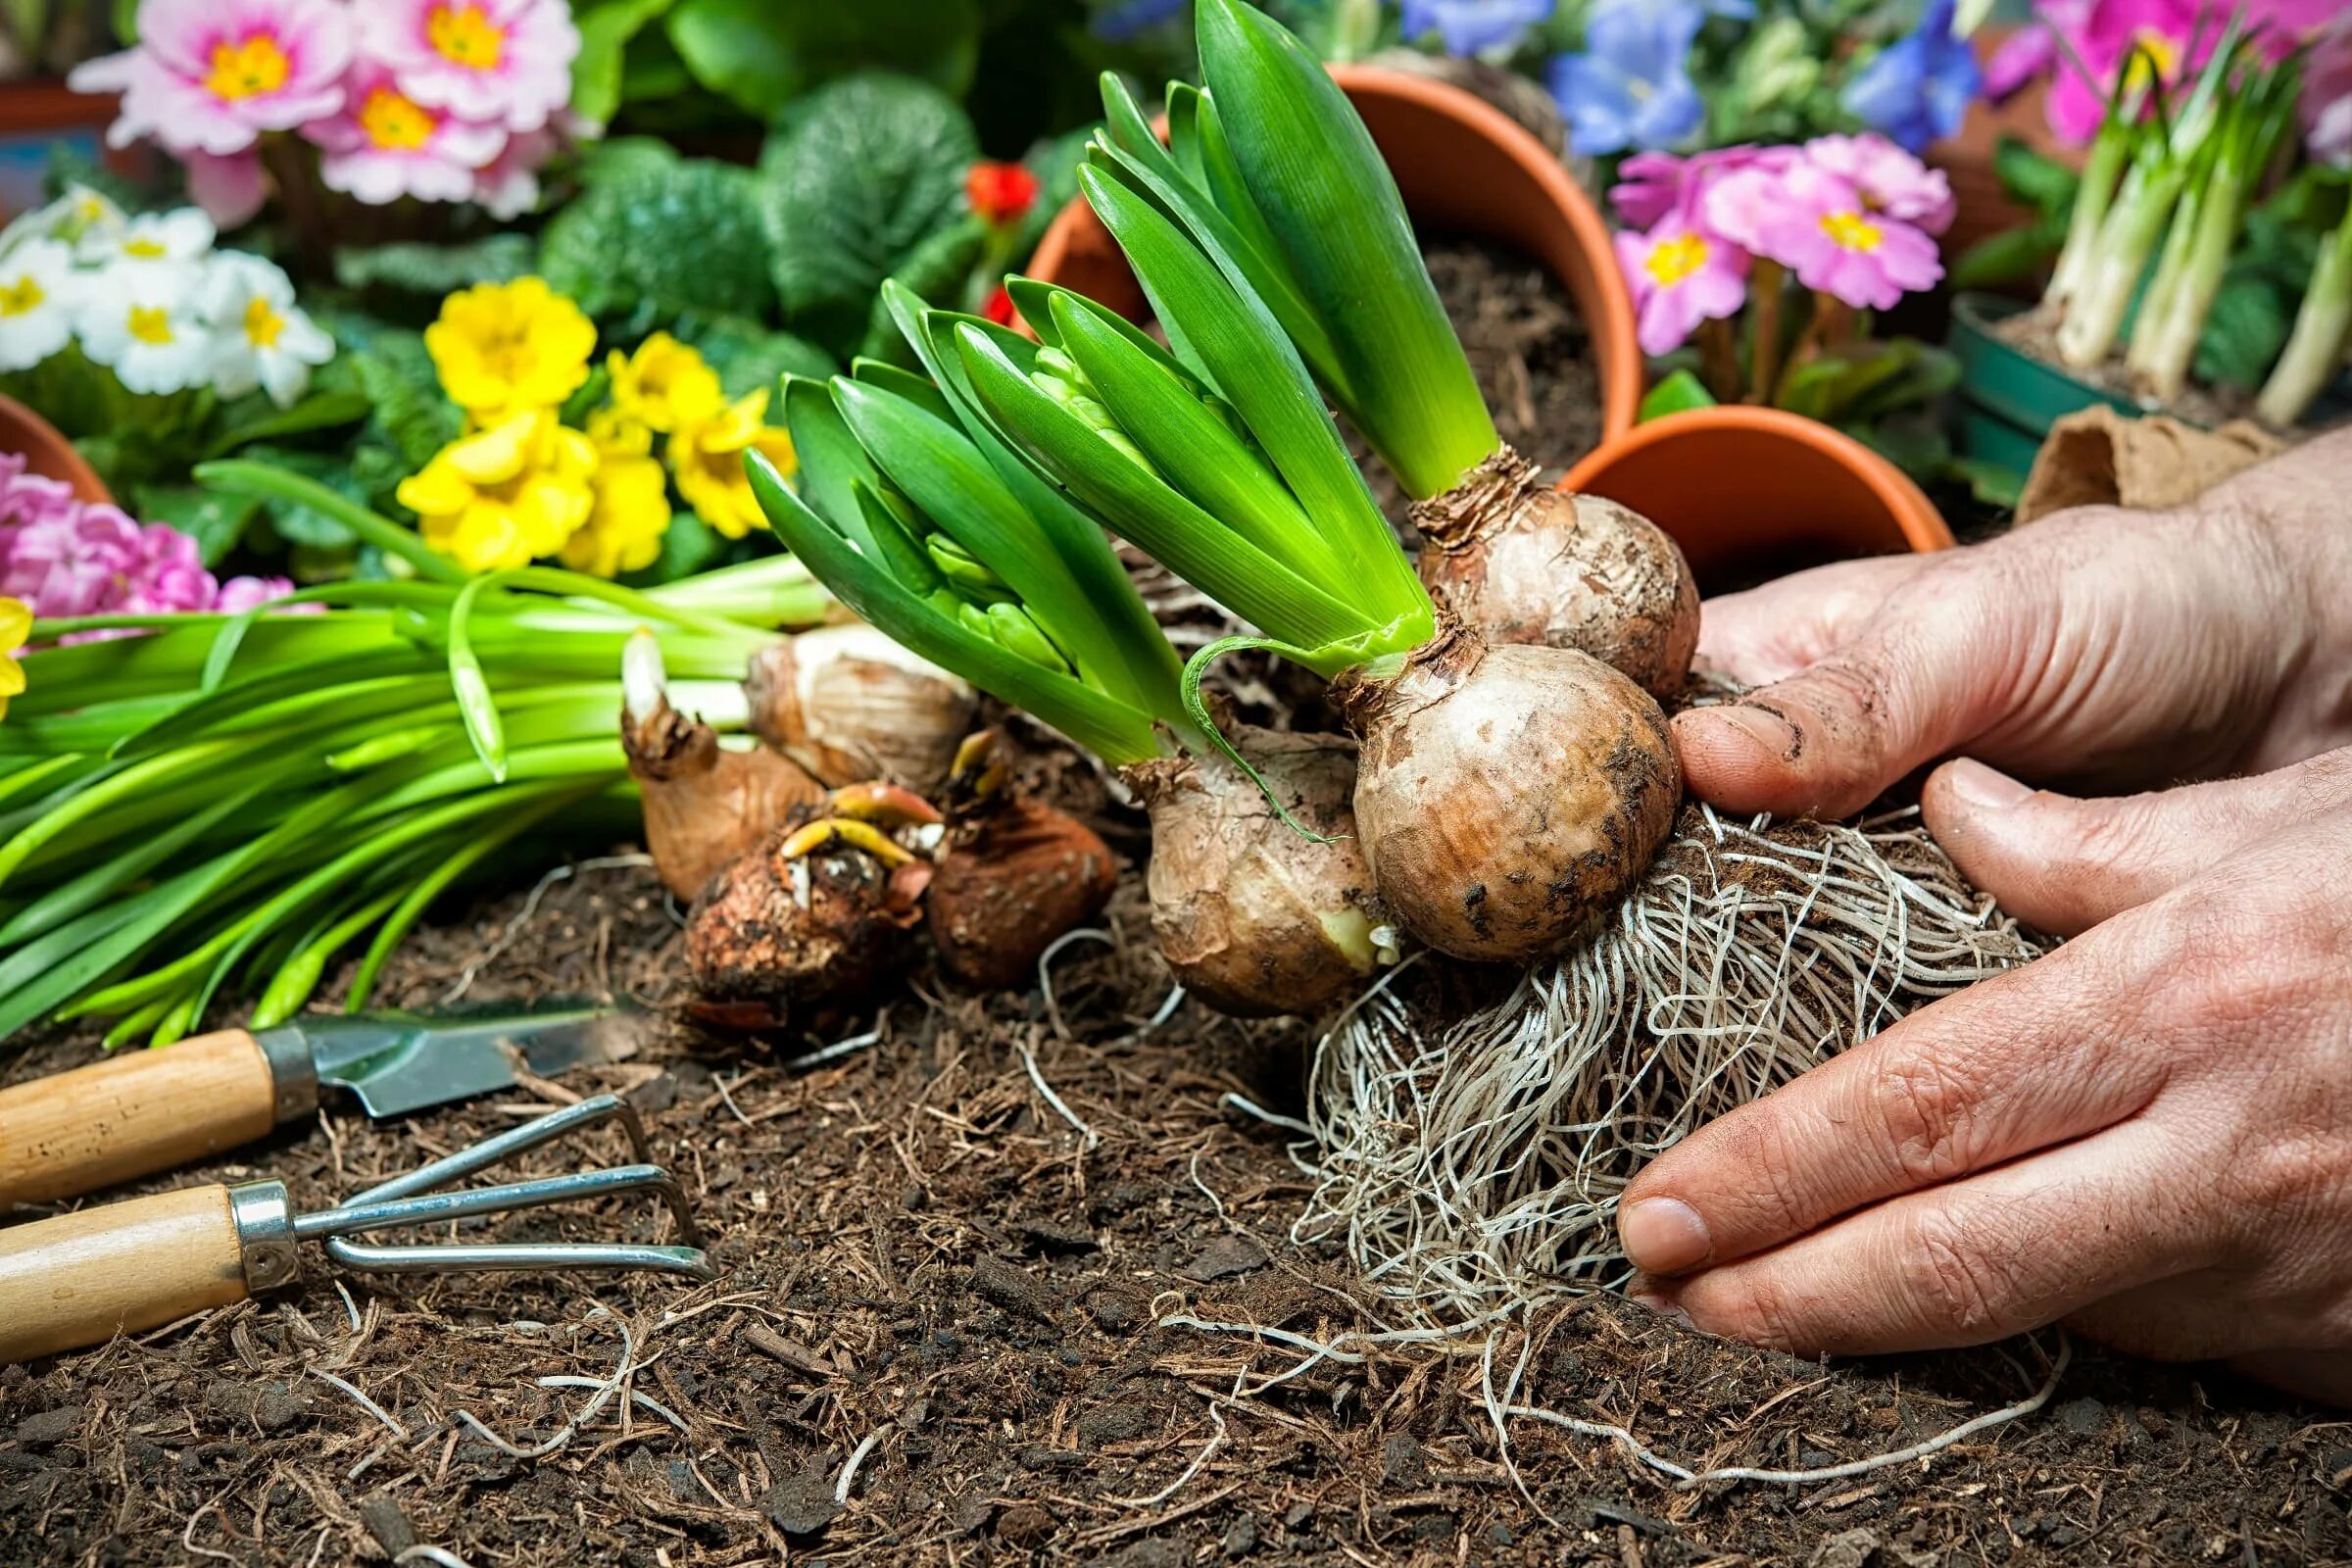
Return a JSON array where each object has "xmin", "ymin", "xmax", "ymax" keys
[
  {"xmin": 981, "ymin": 284, "xmax": 1018, "ymax": 326},
  {"xmin": 965, "ymin": 161, "xmax": 1041, "ymax": 226}
]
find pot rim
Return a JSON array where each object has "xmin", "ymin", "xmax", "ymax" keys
[{"xmin": 1559, "ymin": 404, "xmax": 1955, "ymax": 556}]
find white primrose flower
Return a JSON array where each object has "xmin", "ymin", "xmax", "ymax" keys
[
  {"xmin": 79, "ymin": 207, "xmax": 216, "ymax": 270},
  {"xmin": 0, "ymin": 185, "xmax": 125, "ymax": 261},
  {"xmin": 74, "ymin": 265, "xmax": 212, "ymax": 395},
  {"xmin": 0, "ymin": 239, "xmax": 79, "ymax": 372},
  {"xmin": 200, "ymin": 253, "xmax": 334, "ymax": 408}
]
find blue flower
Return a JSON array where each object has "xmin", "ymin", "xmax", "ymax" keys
[
  {"xmin": 1399, "ymin": 0, "xmax": 1555, "ymax": 56},
  {"xmin": 1546, "ymin": 0, "xmax": 1708, "ymax": 157},
  {"xmin": 1841, "ymin": 0, "xmax": 1984, "ymax": 153},
  {"xmin": 1090, "ymin": 0, "xmax": 1186, "ymax": 42}
]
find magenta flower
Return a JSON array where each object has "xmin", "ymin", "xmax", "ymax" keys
[
  {"xmin": 215, "ymin": 574, "xmax": 300, "ymax": 614},
  {"xmin": 1615, "ymin": 218, "xmax": 1749, "ymax": 356},
  {"xmin": 1705, "ymin": 160, "xmax": 1941, "ymax": 311},
  {"xmin": 0, "ymin": 505, "xmax": 142, "ymax": 619},
  {"xmin": 359, "ymin": 0, "xmax": 581, "ymax": 135},
  {"xmin": 1610, "ymin": 144, "xmax": 1795, "ymax": 229},
  {"xmin": 1802, "ymin": 133, "xmax": 1956, "ymax": 235},
  {"xmin": 69, "ymin": 0, "xmax": 354, "ymax": 159},
  {"xmin": 305, "ymin": 61, "xmax": 509, "ymax": 205},
  {"xmin": 2307, "ymin": 14, "xmax": 2352, "ymax": 166}
]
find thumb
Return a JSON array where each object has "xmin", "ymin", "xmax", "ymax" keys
[{"xmin": 1923, "ymin": 751, "xmax": 2352, "ymax": 937}]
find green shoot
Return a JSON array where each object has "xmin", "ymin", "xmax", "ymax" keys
[
  {"xmin": 2258, "ymin": 197, "xmax": 2352, "ymax": 426},
  {"xmin": 1091, "ymin": 0, "xmax": 1500, "ymax": 501}
]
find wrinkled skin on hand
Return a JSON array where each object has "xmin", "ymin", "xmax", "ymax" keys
[{"xmin": 1624, "ymin": 431, "xmax": 2352, "ymax": 1402}]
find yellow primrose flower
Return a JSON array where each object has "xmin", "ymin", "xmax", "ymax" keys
[
  {"xmin": 0, "ymin": 597, "xmax": 28, "ymax": 720},
  {"xmin": 562, "ymin": 410, "xmax": 673, "ymax": 578},
  {"xmin": 425, "ymin": 276, "xmax": 597, "ymax": 424},
  {"xmin": 668, "ymin": 388, "xmax": 796, "ymax": 540},
  {"xmin": 397, "ymin": 410, "xmax": 600, "ymax": 573},
  {"xmin": 608, "ymin": 333, "xmax": 723, "ymax": 434}
]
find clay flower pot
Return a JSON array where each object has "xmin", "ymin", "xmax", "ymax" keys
[
  {"xmin": 0, "ymin": 393, "xmax": 108, "ymax": 504},
  {"xmin": 1026, "ymin": 63, "xmax": 1643, "ymax": 456},
  {"xmin": 1560, "ymin": 407, "xmax": 1952, "ymax": 591}
]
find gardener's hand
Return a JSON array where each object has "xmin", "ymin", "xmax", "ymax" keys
[
  {"xmin": 1619, "ymin": 747, "xmax": 2352, "ymax": 1396},
  {"xmin": 1671, "ymin": 428, "xmax": 2352, "ymax": 820}
]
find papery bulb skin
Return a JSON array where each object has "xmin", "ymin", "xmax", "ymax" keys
[
  {"xmin": 929, "ymin": 799, "xmax": 1119, "ymax": 993},
  {"xmin": 1416, "ymin": 447, "xmax": 1698, "ymax": 703},
  {"xmin": 683, "ymin": 810, "xmax": 930, "ymax": 1029},
  {"xmin": 747, "ymin": 623, "xmax": 977, "ymax": 796},
  {"xmin": 622, "ymin": 645, "xmax": 825, "ymax": 903},
  {"xmin": 1335, "ymin": 626, "xmax": 1679, "ymax": 965},
  {"xmin": 1128, "ymin": 725, "xmax": 1389, "ymax": 1019}
]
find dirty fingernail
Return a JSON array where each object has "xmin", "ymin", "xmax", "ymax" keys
[
  {"xmin": 1618, "ymin": 1198, "xmax": 1712, "ymax": 1276},
  {"xmin": 1943, "ymin": 758, "xmax": 2032, "ymax": 810},
  {"xmin": 1709, "ymin": 704, "xmax": 1798, "ymax": 760}
]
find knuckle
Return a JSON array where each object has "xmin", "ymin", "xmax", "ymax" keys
[
  {"xmin": 1714, "ymin": 1270, "xmax": 1809, "ymax": 1352},
  {"xmin": 1896, "ymin": 1211, "xmax": 2016, "ymax": 1339},
  {"xmin": 1869, "ymin": 1052, "xmax": 1979, "ymax": 1185}
]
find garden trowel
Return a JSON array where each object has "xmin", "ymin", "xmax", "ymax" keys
[{"xmin": 0, "ymin": 1002, "xmax": 652, "ymax": 1207}]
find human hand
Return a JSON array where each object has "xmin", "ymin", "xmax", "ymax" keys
[
  {"xmin": 1671, "ymin": 429, "xmax": 2352, "ymax": 820},
  {"xmin": 1617, "ymin": 746, "xmax": 2352, "ymax": 1399}
]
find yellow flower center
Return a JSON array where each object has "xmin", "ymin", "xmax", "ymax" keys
[
  {"xmin": 204, "ymin": 34, "xmax": 291, "ymax": 102},
  {"xmin": 123, "ymin": 237, "xmax": 168, "ymax": 259},
  {"xmin": 1820, "ymin": 211, "xmax": 1884, "ymax": 253},
  {"xmin": 360, "ymin": 85, "xmax": 437, "ymax": 151},
  {"xmin": 2122, "ymin": 27, "xmax": 2180, "ymax": 93},
  {"xmin": 1644, "ymin": 232, "xmax": 1711, "ymax": 288},
  {"xmin": 427, "ymin": 4, "xmax": 506, "ymax": 70},
  {"xmin": 0, "ymin": 275, "xmax": 43, "ymax": 317},
  {"xmin": 243, "ymin": 295, "xmax": 286, "ymax": 349},
  {"xmin": 127, "ymin": 305, "xmax": 174, "ymax": 346}
]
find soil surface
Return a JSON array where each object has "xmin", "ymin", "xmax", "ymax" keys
[
  {"xmin": 1991, "ymin": 308, "xmax": 2253, "ymax": 431},
  {"xmin": 2, "ymin": 858, "xmax": 2344, "ymax": 1567}
]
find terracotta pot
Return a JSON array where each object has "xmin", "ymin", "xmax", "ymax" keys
[
  {"xmin": 1559, "ymin": 407, "xmax": 1952, "ymax": 592},
  {"xmin": 0, "ymin": 393, "xmax": 108, "ymax": 505},
  {"xmin": 1025, "ymin": 64, "xmax": 1642, "ymax": 457}
]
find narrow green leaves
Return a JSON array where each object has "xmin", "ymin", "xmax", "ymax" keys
[{"xmin": 1186, "ymin": 0, "xmax": 1498, "ymax": 497}]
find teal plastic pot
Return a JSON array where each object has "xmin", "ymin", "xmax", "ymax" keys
[{"xmin": 1949, "ymin": 292, "xmax": 2139, "ymax": 479}]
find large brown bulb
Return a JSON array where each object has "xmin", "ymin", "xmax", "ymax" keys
[
  {"xmin": 747, "ymin": 624, "xmax": 976, "ymax": 796},
  {"xmin": 1336, "ymin": 628, "xmax": 1679, "ymax": 965},
  {"xmin": 624, "ymin": 698, "xmax": 824, "ymax": 903},
  {"xmin": 1127, "ymin": 725, "xmax": 1387, "ymax": 1018},
  {"xmin": 1415, "ymin": 448, "xmax": 1698, "ymax": 702},
  {"xmin": 929, "ymin": 799, "xmax": 1119, "ymax": 992}
]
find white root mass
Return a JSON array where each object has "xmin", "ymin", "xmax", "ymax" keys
[{"xmin": 1287, "ymin": 803, "xmax": 2046, "ymax": 1324}]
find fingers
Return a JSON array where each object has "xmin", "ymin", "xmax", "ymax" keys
[
  {"xmin": 1923, "ymin": 750, "xmax": 2352, "ymax": 937},
  {"xmin": 1694, "ymin": 554, "xmax": 1928, "ymax": 687},
  {"xmin": 1635, "ymin": 1122, "xmax": 2205, "ymax": 1355},
  {"xmin": 1616, "ymin": 936, "xmax": 2162, "ymax": 1279}
]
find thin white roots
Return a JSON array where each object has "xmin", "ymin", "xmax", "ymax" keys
[{"xmin": 1291, "ymin": 805, "xmax": 2045, "ymax": 1321}]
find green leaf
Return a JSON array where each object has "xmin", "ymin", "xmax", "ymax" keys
[
  {"xmin": 1080, "ymin": 168, "xmax": 1423, "ymax": 628},
  {"xmin": 204, "ymin": 390, "xmax": 373, "ymax": 459},
  {"xmin": 344, "ymin": 334, "xmax": 462, "ymax": 471},
  {"xmin": 780, "ymin": 374, "xmax": 888, "ymax": 550},
  {"xmin": 1993, "ymin": 136, "xmax": 2079, "ymax": 216},
  {"xmin": 855, "ymin": 215, "xmax": 985, "ymax": 363},
  {"xmin": 539, "ymin": 160, "xmax": 774, "ymax": 322},
  {"xmin": 334, "ymin": 236, "xmax": 537, "ymax": 296},
  {"xmin": 748, "ymin": 451, "xmax": 1165, "ymax": 763},
  {"xmin": 1193, "ymin": 0, "xmax": 1497, "ymax": 497},
  {"xmin": 135, "ymin": 487, "xmax": 263, "ymax": 567},
  {"xmin": 850, "ymin": 358, "xmax": 956, "ymax": 424},
  {"xmin": 956, "ymin": 321, "xmax": 1383, "ymax": 658},
  {"xmin": 1639, "ymin": 368, "xmax": 1717, "ymax": 421},
  {"xmin": 759, "ymin": 74, "xmax": 979, "ymax": 356},
  {"xmin": 667, "ymin": 0, "xmax": 981, "ymax": 117},
  {"xmin": 677, "ymin": 315, "xmax": 838, "ymax": 398},
  {"xmin": 2195, "ymin": 271, "xmax": 2292, "ymax": 390},
  {"xmin": 196, "ymin": 460, "xmax": 465, "ymax": 584},
  {"xmin": 572, "ymin": 0, "xmax": 679, "ymax": 125}
]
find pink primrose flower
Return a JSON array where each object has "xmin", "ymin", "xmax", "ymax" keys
[
  {"xmin": 359, "ymin": 0, "xmax": 580, "ymax": 135},
  {"xmin": 305, "ymin": 60, "xmax": 509, "ymax": 205},
  {"xmin": 1705, "ymin": 160, "xmax": 1942, "ymax": 311},
  {"xmin": 70, "ymin": 0, "xmax": 355, "ymax": 158},
  {"xmin": 1615, "ymin": 218, "xmax": 1750, "ymax": 357},
  {"xmin": 1801, "ymin": 133, "xmax": 1956, "ymax": 235}
]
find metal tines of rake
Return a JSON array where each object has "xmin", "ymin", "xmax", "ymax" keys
[{"xmin": 238, "ymin": 1092, "xmax": 716, "ymax": 1289}]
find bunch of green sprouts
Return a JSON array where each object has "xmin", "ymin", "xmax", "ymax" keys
[
  {"xmin": 0, "ymin": 461, "xmax": 825, "ymax": 1050},
  {"xmin": 2043, "ymin": 16, "xmax": 2347, "ymax": 423}
]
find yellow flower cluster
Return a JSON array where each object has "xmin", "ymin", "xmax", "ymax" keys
[{"xmin": 402, "ymin": 279, "xmax": 799, "ymax": 576}]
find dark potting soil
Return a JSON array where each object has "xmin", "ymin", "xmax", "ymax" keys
[
  {"xmin": 0, "ymin": 247, "xmax": 2341, "ymax": 1567},
  {"xmin": 4, "ymin": 830, "xmax": 2347, "ymax": 1565}
]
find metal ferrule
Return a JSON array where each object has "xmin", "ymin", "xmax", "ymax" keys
[
  {"xmin": 226, "ymin": 1179, "xmax": 303, "ymax": 1294},
  {"xmin": 251, "ymin": 1026, "xmax": 319, "ymax": 1126}
]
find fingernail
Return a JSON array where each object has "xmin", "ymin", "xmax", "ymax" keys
[
  {"xmin": 1710, "ymin": 703, "xmax": 1799, "ymax": 760},
  {"xmin": 1944, "ymin": 758, "xmax": 2032, "ymax": 810},
  {"xmin": 1618, "ymin": 1197, "xmax": 1712, "ymax": 1275}
]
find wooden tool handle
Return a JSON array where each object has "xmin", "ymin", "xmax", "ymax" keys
[
  {"xmin": 0, "ymin": 1031, "xmax": 281, "ymax": 1206},
  {"xmin": 0, "ymin": 1185, "xmax": 249, "ymax": 1362}
]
